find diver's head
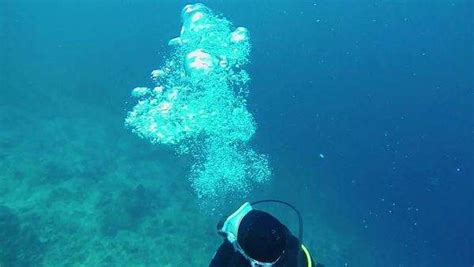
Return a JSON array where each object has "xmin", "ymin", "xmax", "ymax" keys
[
  {"xmin": 218, "ymin": 202, "xmax": 288, "ymax": 264},
  {"xmin": 238, "ymin": 210, "xmax": 287, "ymax": 263}
]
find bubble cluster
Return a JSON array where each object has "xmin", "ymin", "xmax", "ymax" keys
[{"xmin": 125, "ymin": 4, "xmax": 271, "ymax": 201}]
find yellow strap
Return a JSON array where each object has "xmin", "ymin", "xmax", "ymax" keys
[{"xmin": 301, "ymin": 244, "xmax": 313, "ymax": 267}]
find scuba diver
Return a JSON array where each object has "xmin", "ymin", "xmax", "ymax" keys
[{"xmin": 210, "ymin": 200, "xmax": 324, "ymax": 267}]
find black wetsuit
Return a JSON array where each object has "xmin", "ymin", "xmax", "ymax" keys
[{"xmin": 209, "ymin": 233, "xmax": 320, "ymax": 267}]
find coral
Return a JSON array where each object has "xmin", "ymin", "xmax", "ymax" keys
[
  {"xmin": 0, "ymin": 206, "xmax": 44, "ymax": 266},
  {"xmin": 99, "ymin": 185, "xmax": 160, "ymax": 237}
]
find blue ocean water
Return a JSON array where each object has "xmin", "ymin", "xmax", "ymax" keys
[{"xmin": 0, "ymin": 0, "xmax": 472, "ymax": 266}]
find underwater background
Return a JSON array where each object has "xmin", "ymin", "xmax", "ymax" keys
[{"xmin": 0, "ymin": 0, "xmax": 472, "ymax": 266}]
